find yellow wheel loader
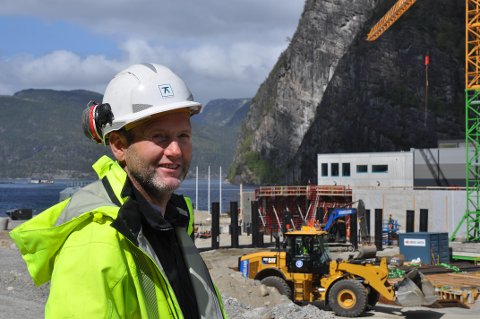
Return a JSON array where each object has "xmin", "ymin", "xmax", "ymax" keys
[{"xmin": 238, "ymin": 226, "xmax": 437, "ymax": 317}]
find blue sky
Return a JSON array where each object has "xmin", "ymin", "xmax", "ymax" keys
[
  {"xmin": 0, "ymin": 1, "xmax": 304, "ymax": 104},
  {"xmin": 0, "ymin": 16, "xmax": 118, "ymax": 57}
]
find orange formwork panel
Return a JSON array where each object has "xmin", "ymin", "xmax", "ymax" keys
[
  {"xmin": 255, "ymin": 185, "xmax": 352, "ymax": 199},
  {"xmin": 254, "ymin": 185, "xmax": 352, "ymax": 234}
]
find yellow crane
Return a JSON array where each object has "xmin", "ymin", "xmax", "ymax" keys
[
  {"xmin": 367, "ymin": 1, "xmax": 480, "ymax": 242},
  {"xmin": 366, "ymin": 0, "xmax": 417, "ymax": 41},
  {"xmin": 466, "ymin": 1, "xmax": 480, "ymax": 90}
]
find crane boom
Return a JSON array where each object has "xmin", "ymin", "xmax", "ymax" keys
[
  {"xmin": 466, "ymin": 0, "xmax": 480, "ymax": 90},
  {"xmin": 367, "ymin": 0, "xmax": 417, "ymax": 41}
]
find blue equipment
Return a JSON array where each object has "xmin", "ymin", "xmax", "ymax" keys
[{"xmin": 324, "ymin": 208, "xmax": 356, "ymax": 231}]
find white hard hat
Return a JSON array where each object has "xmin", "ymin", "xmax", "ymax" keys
[{"xmin": 102, "ymin": 63, "xmax": 202, "ymax": 136}]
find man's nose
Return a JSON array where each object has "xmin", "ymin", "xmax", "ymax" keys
[{"xmin": 165, "ymin": 140, "xmax": 182, "ymax": 156}]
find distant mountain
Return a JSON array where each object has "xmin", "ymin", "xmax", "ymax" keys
[
  {"xmin": 191, "ymin": 98, "xmax": 251, "ymax": 177},
  {"xmin": 0, "ymin": 89, "xmax": 107, "ymax": 179},
  {"xmin": 0, "ymin": 89, "xmax": 249, "ymax": 178},
  {"xmin": 193, "ymin": 98, "xmax": 251, "ymax": 127}
]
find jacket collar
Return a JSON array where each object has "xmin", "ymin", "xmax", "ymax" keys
[
  {"xmin": 111, "ymin": 177, "xmax": 189, "ymax": 246},
  {"xmin": 93, "ymin": 156, "xmax": 128, "ymax": 205}
]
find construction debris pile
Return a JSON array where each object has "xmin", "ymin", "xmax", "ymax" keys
[
  {"xmin": 222, "ymin": 297, "xmax": 335, "ymax": 319},
  {"xmin": 200, "ymin": 248, "xmax": 336, "ymax": 319}
]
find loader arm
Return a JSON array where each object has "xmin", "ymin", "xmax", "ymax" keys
[{"xmin": 321, "ymin": 258, "xmax": 396, "ymax": 301}]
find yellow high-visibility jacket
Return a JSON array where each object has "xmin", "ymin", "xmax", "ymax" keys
[{"xmin": 10, "ymin": 156, "xmax": 227, "ymax": 318}]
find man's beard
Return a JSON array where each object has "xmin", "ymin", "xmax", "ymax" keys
[
  {"xmin": 124, "ymin": 144, "xmax": 191, "ymax": 201},
  {"xmin": 130, "ymin": 165, "xmax": 188, "ymax": 200}
]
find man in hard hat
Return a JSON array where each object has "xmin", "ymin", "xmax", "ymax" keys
[{"xmin": 10, "ymin": 63, "xmax": 227, "ymax": 318}]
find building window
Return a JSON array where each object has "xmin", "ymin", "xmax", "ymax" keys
[
  {"xmin": 331, "ymin": 163, "xmax": 339, "ymax": 176},
  {"xmin": 321, "ymin": 163, "xmax": 328, "ymax": 176},
  {"xmin": 342, "ymin": 163, "xmax": 350, "ymax": 176},
  {"xmin": 372, "ymin": 164, "xmax": 388, "ymax": 173},
  {"xmin": 356, "ymin": 165, "xmax": 368, "ymax": 173}
]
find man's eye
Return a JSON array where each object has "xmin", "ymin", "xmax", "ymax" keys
[
  {"xmin": 150, "ymin": 134, "xmax": 167, "ymax": 142},
  {"xmin": 179, "ymin": 133, "xmax": 191, "ymax": 139}
]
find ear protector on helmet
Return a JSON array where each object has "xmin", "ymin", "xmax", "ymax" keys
[{"xmin": 81, "ymin": 100, "xmax": 114, "ymax": 144}]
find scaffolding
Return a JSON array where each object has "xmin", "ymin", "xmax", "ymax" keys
[
  {"xmin": 254, "ymin": 185, "xmax": 352, "ymax": 234},
  {"xmin": 451, "ymin": 1, "xmax": 480, "ymax": 241}
]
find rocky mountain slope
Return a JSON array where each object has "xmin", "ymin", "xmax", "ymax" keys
[
  {"xmin": 0, "ymin": 89, "xmax": 249, "ymax": 178},
  {"xmin": 229, "ymin": 0, "xmax": 464, "ymax": 185},
  {"xmin": 0, "ymin": 89, "xmax": 106, "ymax": 178}
]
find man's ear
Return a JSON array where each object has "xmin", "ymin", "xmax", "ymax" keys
[{"xmin": 109, "ymin": 131, "xmax": 128, "ymax": 163}]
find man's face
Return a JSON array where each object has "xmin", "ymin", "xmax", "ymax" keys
[{"xmin": 124, "ymin": 111, "xmax": 192, "ymax": 198}]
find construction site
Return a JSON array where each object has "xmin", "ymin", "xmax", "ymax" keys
[
  {"xmin": 227, "ymin": 0, "xmax": 480, "ymax": 317},
  {"xmin": 3, "ymin": 1, "xmax": 480, "ymax": 318}
]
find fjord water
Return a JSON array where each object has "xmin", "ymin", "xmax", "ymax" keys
[{"xmin": 0, "ymin": 179, "xmax": 254, "ymax": 216}]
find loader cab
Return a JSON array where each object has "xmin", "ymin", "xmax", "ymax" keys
[{"xmin": 285, "ymin": 229, "xmax": 331, "ymax": 274}]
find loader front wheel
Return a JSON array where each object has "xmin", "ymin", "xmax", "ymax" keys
[
  {"xmin": 328, "ymin": 279, "xmax": 367, "ymax": 317},
  {"xmin": 261, "ymin": 276, "xmax": 292, "ymax": 299}
]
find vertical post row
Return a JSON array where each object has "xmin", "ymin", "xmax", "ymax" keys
[
  {"xmin": 375, "ymin": 209, "xmax": 383, "ymax": 251},
  {"xmin": 350, "ymin": 210, "xmax": 358, "ymax": 250},
  {"xmin": 211, "ymin": 202, "xmax": 220, "ymax": 249},
  {"xmin": 251, "ymin": 201, "xmax": 259, "ymax": 247},
  {"xmin": 230, "ymin": 201, "xmax": 239, "ymax": 248},
  {"xmin": 420, "ymin": 209, "xmax": 428, "ymax": 232},
  {"xmin": 406, "ymin": 210, "xmax": 415, "ymax": 233}
]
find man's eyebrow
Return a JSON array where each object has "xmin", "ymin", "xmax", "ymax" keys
[{"xmin": 179, "ymin": 128, "xmax": 192, "ymax": 135}]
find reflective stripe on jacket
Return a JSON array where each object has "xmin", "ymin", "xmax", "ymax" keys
[{"xmin": 10, "ymin": 155, "xmax": 227, "ymax": 318}]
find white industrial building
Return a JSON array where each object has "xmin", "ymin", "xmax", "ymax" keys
[
  {"xmin": 317, "ymin": 143, "xmax": 468, "ymax": 239},
  {"xmin": 317, "ymin": 151, "xmax": 414, "ymax": 188}
]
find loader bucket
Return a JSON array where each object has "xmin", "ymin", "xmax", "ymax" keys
[{"xmin": 395, "ymin": 269, "xmax": 438, "ymax": 307}]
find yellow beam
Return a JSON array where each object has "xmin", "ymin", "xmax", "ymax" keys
[
  {"xmin": 467, "ymin": 0, "xmax": 480, "ymax": 89},
  {"xmin": 367, "ymin": 0, "xmax": 417, "ymax": 41}
]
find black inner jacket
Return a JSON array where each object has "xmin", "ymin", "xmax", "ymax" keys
[{"xmin": 111, "ymin": 178, "xmax": 200, "ymax": 319}]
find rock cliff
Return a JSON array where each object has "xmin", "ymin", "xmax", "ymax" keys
[{"xmin": 229, "ymin": 0, "xmax": 464, "ymax": 185}]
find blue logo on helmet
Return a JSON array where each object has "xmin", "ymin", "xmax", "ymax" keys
[{"xmin": 159, "ymin": 84, "xmax": 174, "ymax": 97}]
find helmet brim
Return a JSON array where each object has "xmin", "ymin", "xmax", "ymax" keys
[{"xmin": 103, "ymin": 100, "xmax": 202, "ymax": 135}]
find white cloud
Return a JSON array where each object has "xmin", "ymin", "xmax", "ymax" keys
[
  {"xmin": 0, "ymin": 0, "xmax": 305, "ymax": 102},
  {"xmin": 1, "ymin": 52, "xmax": 115, "ymax": 91},
  {"xmin": 182, "ymin": 41, "xmax": 284, "ymax": 81}
]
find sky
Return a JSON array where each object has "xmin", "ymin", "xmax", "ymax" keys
[{"xmin": 0, "ymin": 0, "xmax": 305, "ymax": 104}]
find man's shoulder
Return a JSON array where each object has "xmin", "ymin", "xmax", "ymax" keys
[
  {"xmin": 56, "ymin": 180, "xmax": 120, "ymax": 225},
  {"xmin": 65, "ymin": 216, "xmax": 122, "ymax": 245}
]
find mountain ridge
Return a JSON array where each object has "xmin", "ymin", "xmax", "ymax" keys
[{"xmin": 0, "ymin": 89, "xmax": 248, "ymax": 179}]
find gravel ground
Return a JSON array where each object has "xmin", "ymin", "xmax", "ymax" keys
[
  {"xmin": 2, "ymin": 217, "xmax": 480, "ymax": 319},
  {"xmin": 0, "ymin": 233, "xmax": 49, "ymax": 319},
  {"xmin": 0, "ymin": 229, "xmax": 336, "ymax": 319},
  {"xmin": 200, "ymin": 247, "xmax": 336, "ymax": 319}
]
